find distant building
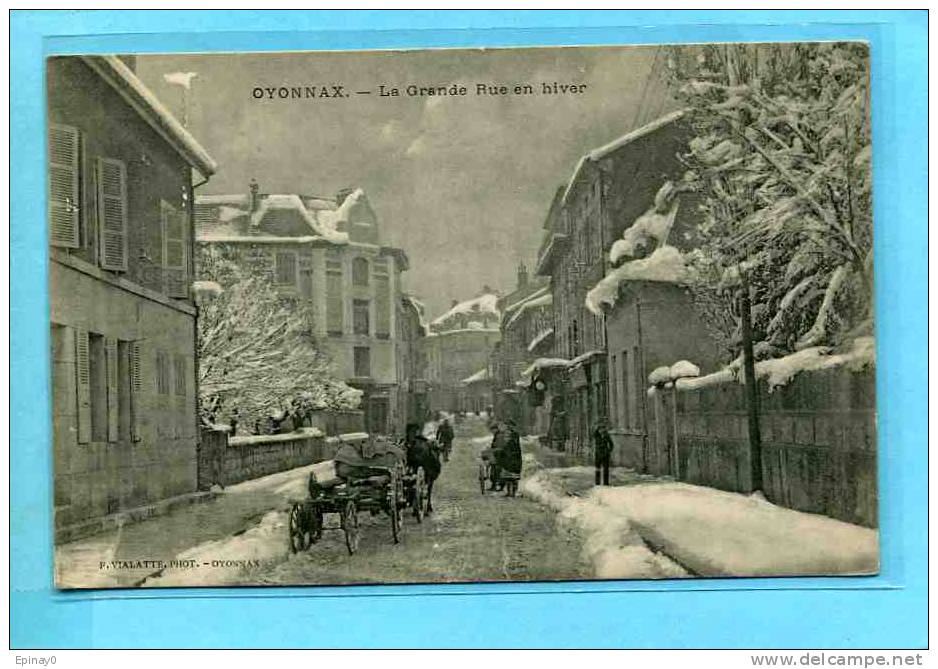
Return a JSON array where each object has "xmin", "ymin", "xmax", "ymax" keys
[
  {"xmin": 396, "ymin": 294, "xmax": 429, "ymax": 428},
  {"xmin": 490, "ymin": 262, "xmax": 552, "ymax": 434},
  {"xmin": 422, "ymin": 291, "xmax": 501, "ymax": 414},
  {"xmin": 47, "ymin": 55, "xmax": 217, "ymax": 535},
  {"xmin": 194, "ymin": 185, "xmax": 411, "ymax": 435}
]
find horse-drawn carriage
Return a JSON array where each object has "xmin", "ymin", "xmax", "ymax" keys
[{"xmin": 288, "ymin": 436, "xmax": 428, "ymax": 555}]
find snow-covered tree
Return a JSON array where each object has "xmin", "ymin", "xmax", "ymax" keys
[
  {"xmin": 196, "ymin": 246, "xmax": 362, "ymax": 431},
  {"xmin": 666, "ymin": 43, "xmax": 873, "ymax": 360}
]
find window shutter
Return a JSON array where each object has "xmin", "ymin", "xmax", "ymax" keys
[
  {"xmin": 130, "ymin": 343, "xmax": 142, "ymax": 442},
  {"xmin": 106, "ymin": 337, "xmax": 119, "ymax": 442},
  {"xmin": 162, "ymin": 202, "xmax": 188, "ymax": 298},
  {"xmin": 96, "ymin": 158, "xmax": 128, "ymax": 271},
  {"xmin": 75, "ymin": 328, "xmax": 91, "ymax": 443},
  {"xmin": 49, "ymin": 124, "xmax": 80, "ymax": 248}
]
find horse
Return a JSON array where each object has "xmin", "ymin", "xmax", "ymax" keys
[{"xmin": 403, "ymin": 423, "xmax": 442, "ymax": 515}]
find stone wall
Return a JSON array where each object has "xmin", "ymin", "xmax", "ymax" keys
[{"xmin": 649, "ymin": 365, "xmax": 877, "ymax": 527}]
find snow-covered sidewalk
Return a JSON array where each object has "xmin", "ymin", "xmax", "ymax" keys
[{"xmin": 521, "ymin": 467, "xmax": 878, "ymax": 579}]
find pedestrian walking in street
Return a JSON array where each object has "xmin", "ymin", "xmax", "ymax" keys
[
  {"xmin": 487, "ymin": 421, "xmax": 503, "ymax": 490},
  {"xmin": 436, "ymin": 418, "xmax": 454, "ymax": 462},
  {"xmin": 593, "ymin": 420, "xmax": 614, "ymax": 486},
  {"xmin": 500, "ymin": 419, "xmax": 523, "ymax": 497}
]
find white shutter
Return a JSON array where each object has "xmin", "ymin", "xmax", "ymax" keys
[
  {"xmin": 106, "ymin": 337, "xmax": 119, "ymax": 442},
  {"xmin": 75, "ymin": 328, "xmax": 91, "ymax": 443},
  {"xmin": 162, "ymin": 201, "xmax": 188, "ymax": 298},
  {"xmin": 49, "ymin": 124, "xmax": 80, "ymax": 248},
  {"xmin": 96, "ymin": 157, "xmax": 128, "ymax": 271}
]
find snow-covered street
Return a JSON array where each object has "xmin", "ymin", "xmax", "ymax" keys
[{"xmin": 55, "ymin": 420, "xmax": 588, "ymax": 588}]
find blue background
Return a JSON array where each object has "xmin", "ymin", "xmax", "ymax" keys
[{"xmin": 10, "ymin": 10, "xmax": 927, "ymax": 649}]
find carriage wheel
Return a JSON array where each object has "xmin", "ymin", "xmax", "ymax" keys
[
  {"xmin": 288, "ymin": 503, "xmax": 312, "ymax": 553},
  {"xmin": 390, "ymin": 492, "xmax": 403, "ymax": 544},
  {"xmin": 412, "ymin": 469, "xmax": 425, "ymax": 523},
  {"xmin": 341, "ymin": 500, "xmax": 360, "ymax": 555}
]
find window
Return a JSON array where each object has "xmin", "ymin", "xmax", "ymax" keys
[
  {"xmin": 161, "ymin": 200, "xmax": 188, "ymax": 297},
  {"xmin": 352, "ymin": 257, "xmax": 369, "ymax": 287},
  {"xmin": 620, "ymin": 350, "xmax": 631, "ymax": 429},
  {"xmin": 326, "ymin": 253, "xmax": 344, "ymax": 335},
  {"xmin": 609, "ymin": 355, "xmax": 618, "ymax": 428},
  {"xmin": 354, "ymin": 346, "xmax": 371, "ymax": 377},
  {"xmin": 88, "ymin": 333, "xmax": 108, "ymax": 442},
  {"xmin": 374, "ymin": 258, "xmax": 390, "ymax": 338},
  {"xmin": 353, "ymin": 299, "xmax": 370, "ymax": 335},
  {"xmin": 49, "ymin": 124, "xmax": 81, "ymax": 248},
  {"xmin": 96, "ymin": 157, "xmax": 128, "ymax": 271},
  {"xmin": 156, "ymin": 350, "xmax": 170, "ymax": 395},
  {"xmin": 275, "ymin": 251, "xmax": 297, "ymax": 286},
  {"xmin": 173, "ymin": 355, "xmax": 187, "ymax": 396}
]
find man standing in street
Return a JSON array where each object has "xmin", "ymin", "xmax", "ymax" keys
[
  {"xmin": 500, "ymin": 419, "xmax": 523, "ymax": 496},
  {"xmin": 593, "ymin": 420, "xmax": 614, "ymax": 486}
]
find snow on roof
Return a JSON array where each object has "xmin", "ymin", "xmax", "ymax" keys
[
  {"xmin": 527, "ymin": 327, "xmax": 555, "ymax": 353},
  {"xmin": 461, "ymin": 368, "xmax": 490, "ymax": 385},
  {"xmin": 250, "ymin": 194, "xmax": 350, "ymax": 244},
  {"xmin": 430, "ymin": 293, "xmax": 500, "ymax": 326},
  {"xmin": 429, "ymin": 327, "xmax": 501, "ymax": 337},
  {"xmin": 569, "ymin": 349, "xmax": 605, "ymax": 368},
  {"xmin": 675, "ymin": 337, "xmax": 876, "ymax": 393},
  {"xmin": 562, "ymin": 110, "xmax": 686, "ymax": 205},
  {"xmin": 522, "ymin": 357, "xmax": 571, "ymax": 378},
  {"xmin": 81, "ymin": 56, "xmax": 217, "ymax": 176},
  {"xmin": 585, "ymin": 246, "xmax": 689, "ymax": 316},
  {"xmin": 196, "ymin": 235, "xmax": 323, "ymax": 244},
  {"xmin": 504, "ymin": 290, "xmax": 552, "ymax": 330},
  {"xmin": 609, "ymin": 183, "xmax": 681, "ymax": 265},
  {"xmin": 192, "ymin": 280, "xmax": 223, "ymax": 296},
  {"xmin": 318, "ymin": 188, "xmax": 367, "ymax": 234},
  {"xmin": 502, "ymin": 284, "xmax": 549, "ymax": 316},
  {"xmin": 197, "ymin": 194, "xmax": 249, "ymax": 206}
]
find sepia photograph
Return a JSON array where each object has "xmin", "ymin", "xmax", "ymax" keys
[{"xmin": 47, "ymin": 43, "xmax": 878, "ymax": 590}]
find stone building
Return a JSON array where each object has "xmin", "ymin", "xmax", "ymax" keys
[
  {"xmin": 534, "ymin": 110, "xmax": 710, "ymax": 456},
  {"xmin": 396, "ymin": 294, "xmax": 429, "ymax": 428},
  {"xmin": 47, "ymin": 55, "xmax": 217, "ymax": 536},
  {"xmin": 194, "ymin": 186, "xmax": 411, "ymax": 435},
  {"xmin": 422, "ymin": 291, "xmax": 501, "ymax": 414},
  {"xmin": 490, "ymin": 263, "xmax": 552, "ymax": 433}
]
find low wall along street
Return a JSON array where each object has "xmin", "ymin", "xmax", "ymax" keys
[{"xmin": 649, "ymin": 364, "xmax": 877, "ymax": 528}]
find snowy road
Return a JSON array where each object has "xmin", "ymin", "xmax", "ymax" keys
[{"xmin": 56, "ymin": 420, "xmax": 588, "ymax": 588}]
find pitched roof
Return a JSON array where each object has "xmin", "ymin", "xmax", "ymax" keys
[{"xmin": 81, "ymin": 55, "xmax": 217, "ymax": 176}]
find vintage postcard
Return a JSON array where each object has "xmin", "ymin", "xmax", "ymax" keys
[{"xmin": 49, "ymin": 43, "xmax": 877, "ymax": 589}]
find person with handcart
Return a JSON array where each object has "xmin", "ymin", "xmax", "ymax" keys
[{"xmin": 435, "ymin": 418, "xmax": 454, "ymax": 462}]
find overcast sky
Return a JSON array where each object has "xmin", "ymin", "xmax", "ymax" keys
[{"xmin": 137, "ymin": 46, "xmax": 675, "ymax": 317}]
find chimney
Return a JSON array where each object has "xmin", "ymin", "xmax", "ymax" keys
[
  {"xmin": 249, "ymin": 179, "xmax": 260, "ymax": 212},
  {"xmin": 517, "ymin": 261, "xmax": 529, "ymax": 289}
]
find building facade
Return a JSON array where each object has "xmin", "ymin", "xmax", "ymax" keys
[
  {"xmin": 48, "ymin": 55, "xmax": 217, "ymax": 534},
  {"xmin": 490, "ymin": 263, "xmax": 553, "ymax": 434},
  {"xmin": 395, "ymin": 295, "xmax": 429, "ymax": 428},
  {"xmin": 534, "ymin": 110, "xmax": 705, "ymax": 457},
  {"xmin": 422, "ymin": 291, "xmax": 501, "ymax": 414},
  {"xmin": 194, "ymin": 186, "xmax": 411, "ymax": 435}
]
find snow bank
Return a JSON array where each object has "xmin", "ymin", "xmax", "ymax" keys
[
  {"xmin": 143, "ymin": 510, "xmax": 289, "ymax": 587},
  {"xmin": 585, "ymin": 246, "xmax": 688, "ymax": 315},
  {"xmin": 521, "ymin": 470, "xmax": 688, "ymax": 579},
  {"xmin": 192, "ymin": 280, "xmax": 223, "ymax": 297},
  {"xmin": 592, "ymin": 482, "xmax": 878, "ymax": 577},
  {"xmin": 229, "ymin": 428, "xmax": 323, "ymax": 447}
]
